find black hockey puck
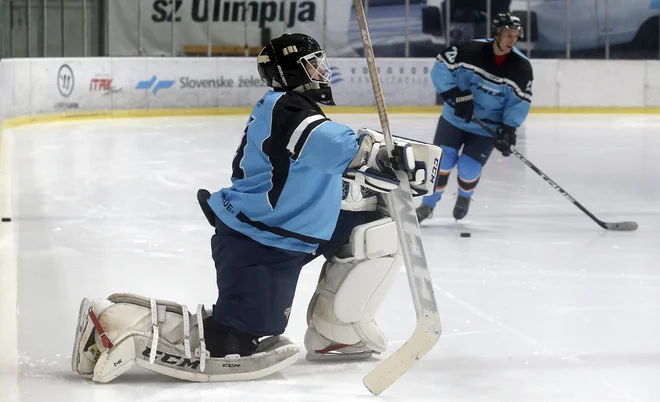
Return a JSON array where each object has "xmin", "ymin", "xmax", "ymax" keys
[
  {"xmin": 460, "ymin": 232, "xmax": 471, "ymax": 238},
  {"xmin": 1, "ymin": 217, "xmax": 11, "ymax": 222}
]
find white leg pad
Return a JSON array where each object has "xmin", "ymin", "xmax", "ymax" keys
[
  {"xmin": 71, "ymin": 293, "xmax": 299, "ymax": 383},
  {"xmin": 306, "ymin": 217, "xmax": 401, "ymax": 356}
]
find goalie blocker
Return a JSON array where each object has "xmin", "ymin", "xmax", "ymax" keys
[{"xmin": 344, "ymin": 128, "xmax": 442, "ymax": 197}]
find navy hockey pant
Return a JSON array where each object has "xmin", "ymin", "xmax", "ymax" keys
[{"xmin": 210, "ymin": 210, "xmax": 380, "ymax": 338}]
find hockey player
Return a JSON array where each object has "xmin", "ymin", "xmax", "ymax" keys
[
  {"xmin": 71, "ymin": 33, "xmax": 442, "ymax": 383},
  {"xmin": 416, "ymin": 12, "xmax": 533, "ymax": 223}
]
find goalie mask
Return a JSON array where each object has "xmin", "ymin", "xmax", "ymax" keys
[{"xmin": 257, "ymin": 33, "xmax": 335, "ymax": 106}]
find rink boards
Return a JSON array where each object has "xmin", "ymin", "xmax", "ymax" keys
[{"xmin": 1, "ymin": 58, "xmax": 660, "ymax": 132}]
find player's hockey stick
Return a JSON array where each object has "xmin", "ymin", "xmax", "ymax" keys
[
  {"xmin": 472, "ymin": 116, "xmax": 638, "ymax": 231},
  {"xmin": 353, "ymin": 0, "xmax": 442, "ymax": 395}
]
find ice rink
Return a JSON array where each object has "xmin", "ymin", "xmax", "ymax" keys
[{"xmin": 1, "ymin": 112, "xmax": 659, "ymax": 401}]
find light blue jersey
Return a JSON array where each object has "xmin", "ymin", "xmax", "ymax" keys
[
  {"xmin": 208, "ymin": 90, "xmax": 360, "ymax": 253},
  {"xmin": 433, "ymin": 39, "xmax": 534, "ymax": 136}
]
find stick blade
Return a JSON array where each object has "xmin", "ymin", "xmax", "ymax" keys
[
  {"xmin": 605, "ymin": 221, "xmax": 638, "ymax": 231},
  {"xmin": 363, "ymin": 313, "xmax": 442, "ymax": 395}
]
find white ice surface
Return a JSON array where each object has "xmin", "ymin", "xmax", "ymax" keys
[{"xmin": 1, "ymin": 113, "xmax": 659, "ymax": 401}]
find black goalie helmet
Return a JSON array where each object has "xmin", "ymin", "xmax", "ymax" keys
[
  {"xmin": 492, "ymin": 12, "xmax": 523, "ymax": 37},
  {"xmin": 257, "ymin": 33, "xmax": 335, "ymax": 105}
]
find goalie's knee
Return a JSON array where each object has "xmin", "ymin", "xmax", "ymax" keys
[{"xmin": 306, "ymin": 217, "xmax": 401, "ymax": 355}]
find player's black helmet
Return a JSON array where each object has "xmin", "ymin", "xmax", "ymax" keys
[
  {"xmin": 492, "ymin": 12, "xmax": 522, "ymax": 37},
  {"xmin": 257, "ymin": 33, "xmax": 335, "ymax": 105}
]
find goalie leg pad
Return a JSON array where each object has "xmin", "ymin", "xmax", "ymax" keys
[
  {"xmin": 71, "ymin": 293, "xmax": 299, "ymax": 383},
  {"xmin": 71, "ymin": 297, "xmax": 113, "ymax": 377},
  {"xmin": 305, "ymin": 217, "xmax": 401, "ymax": 360}
]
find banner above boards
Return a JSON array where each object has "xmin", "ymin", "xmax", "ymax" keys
[{"xmin": 107, "ymin": 0, "xmax": 447, "ymax": 58}]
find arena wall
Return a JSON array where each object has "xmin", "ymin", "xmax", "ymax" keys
[{"xmin": 1, "ymin": 57, "xmax": 660, "ymax": 131}]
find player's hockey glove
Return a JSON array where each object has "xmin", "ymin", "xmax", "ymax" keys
[
  {"xmin": 442, "ymin": 87, "xmax": 474, "ymax": 123},
  {"xmin": 494, "ymin": 124, "xmax": 517, "ymax": 157}
]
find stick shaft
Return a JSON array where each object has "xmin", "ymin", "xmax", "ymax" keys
[
  {"xmin": 472, "ymin": 116, "xmax": 637, "ymax": 231},
  {"xmin": 353, "ymin": 0, "xmax": 442, "ymax": 395}
]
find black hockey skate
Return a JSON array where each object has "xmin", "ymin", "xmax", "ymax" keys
[
  {"xmin": 453, "ymin": 195, "xmax": 471, "ymax": 220},
  {"xmin": 203, "ymin": 317, "xmax": 259, "ymax": 357},
  {"xmin": 415, "ymin": 205, "xmax": 434, "ymax": 223}
]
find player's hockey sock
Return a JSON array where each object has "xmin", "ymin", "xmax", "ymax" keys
[
  {"xmin": 457, "ymin": 175, "xmax": 480, "ymax": 198},
  {"xmin": 456, "ymin": 154, "xmax": 482, "ymax": 198}
]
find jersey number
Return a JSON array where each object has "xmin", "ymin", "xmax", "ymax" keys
[{"xmin": 231, "ymin": 115, "xmax": 255, "ymax": 180}]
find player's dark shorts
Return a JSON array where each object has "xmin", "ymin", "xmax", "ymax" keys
[
  {"xmin": 433, "ymin": 116, "xmax": 495, "ymax": 166},
  {"xmin": 210, "ymin": 209, "xmax": 380, "ymax": 337}
]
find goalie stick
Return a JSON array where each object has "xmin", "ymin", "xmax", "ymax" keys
[
  {"xmin": 353, "ymin": 0, "xmax": 442, "ymax": 395},
  {"xmin": 472, "ymin": 116, "xmax": 638, "ymax": 231}
]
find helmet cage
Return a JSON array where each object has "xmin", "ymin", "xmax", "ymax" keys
[{"xmin": 298, "ymin": 50, "xmax": 332, "ymax": 85}]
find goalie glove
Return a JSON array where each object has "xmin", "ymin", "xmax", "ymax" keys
[
  {"xmin": 344, "ymin": 132, "xmax": 407, "ymax": 193},
  {"xmin": 343, "ymin": 133, "xmax": 397, "ymax": 194},
  {"xmin": 344, "ymin": 128, "xmax": 442, "ymax": 197}
]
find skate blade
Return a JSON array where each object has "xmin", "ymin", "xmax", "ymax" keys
[{"xmin": 305, "ymin": 350, "xmax": 373, "ymax": 362}]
